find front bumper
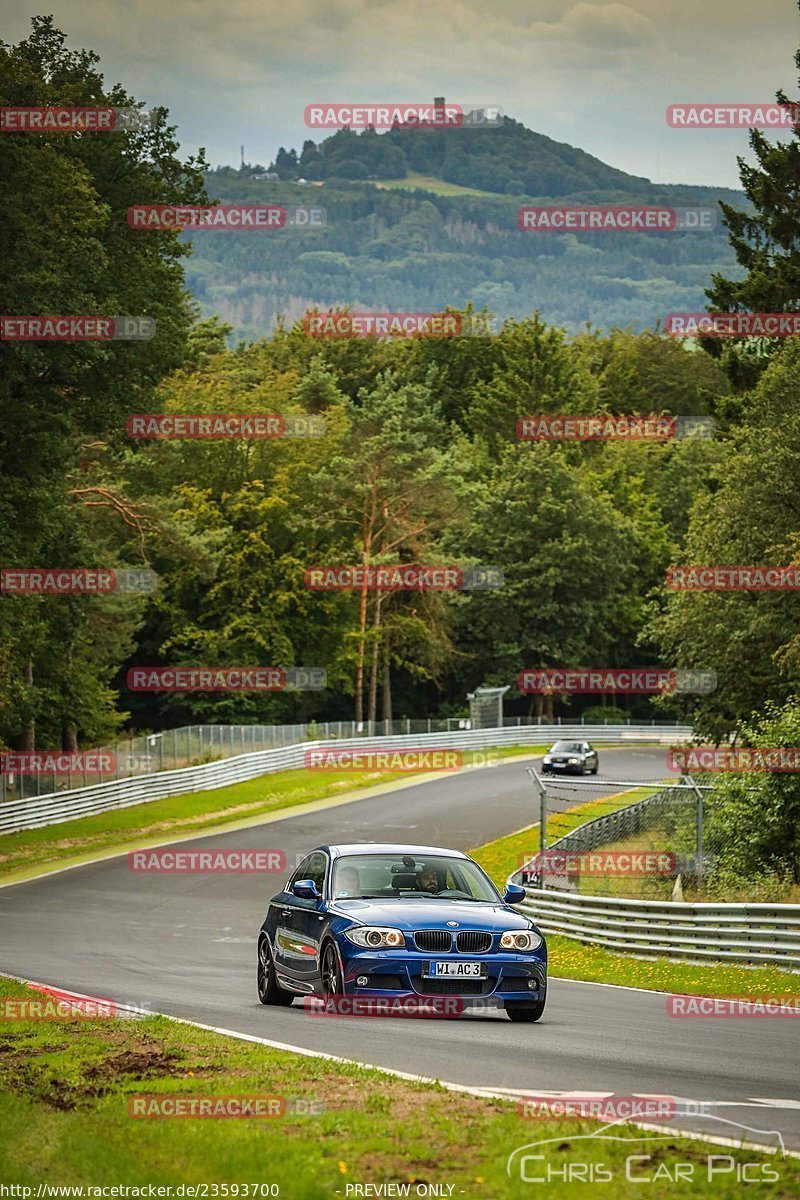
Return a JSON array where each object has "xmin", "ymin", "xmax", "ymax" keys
[{"xmin": 336, "ymin": 944, "xmax": 547, "ymax": 1002}]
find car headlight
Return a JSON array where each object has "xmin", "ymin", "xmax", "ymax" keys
[
  {"xmin": 343, "ymin": 926, "xmax": 405, "ymax": 949},
  {"xmin": 568, "ymin": 757, "xmax": 580, "ymax": 764},
  {"xmin": 543, "ymin": 756, "xmax": 552, "ymax": 763},
  {"xmin": 500, "ymin": 930, "xmax": 543, "ymax": 951}
]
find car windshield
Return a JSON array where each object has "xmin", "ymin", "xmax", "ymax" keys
[
  {"xmin": 331, "ymin": 853, "xmax": 501, "ymax": 902},
  {"xmin": 551, "ymin": 742, "xmax": 584, "ymax": 753}
]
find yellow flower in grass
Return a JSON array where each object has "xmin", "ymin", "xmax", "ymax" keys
[{"xmin": 338, "ymin": 1163, "xmax": 348, "ymax": 1175}]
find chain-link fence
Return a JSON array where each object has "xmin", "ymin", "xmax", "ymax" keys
[
  {"xmin": 515, "ymin": 769, "xmax": 717, "ymax": 900},
  {"xmin": 0, "ymin": 714, "xmax": 680, "ymax": 804}
]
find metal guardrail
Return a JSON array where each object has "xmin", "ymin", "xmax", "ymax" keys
[
  {"xmin": 0, "ymin": 714, "xmax": 684, "ymax": 803},
  {"xmin": 0, "ymin": 723, "xmax": 691, "ymax": 835},
  {"xmin": 518, "ymin": 889, "xmax": 800, "ymax": 970}
]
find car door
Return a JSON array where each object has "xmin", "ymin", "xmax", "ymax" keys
[
  {"xmin": 286, "ymin": 850, "xmax": 330, "ymax": 986},
  {"xmin": 272, "ymin": 854, "xmax": 312, "ymax": 982}
]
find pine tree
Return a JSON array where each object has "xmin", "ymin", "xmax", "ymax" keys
[{"xmin": 704, "ymin": 12, "xmax": 800, "ymax": 387}]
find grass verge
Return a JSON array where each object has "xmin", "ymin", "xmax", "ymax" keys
[
  {"xmin": 0, "ymin": 745, "xmax": 546, "ymax": 885},
  {"xmin": 0, "ymin": 977, "xmax": 794, "ymax": 1197}
]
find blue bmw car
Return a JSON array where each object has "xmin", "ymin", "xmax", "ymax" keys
[{"xmin": 257, "ymin": 843, "xmax": 547, "ymax": 1021}]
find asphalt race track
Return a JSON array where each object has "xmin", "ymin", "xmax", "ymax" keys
[{"xmin": 2, "ymin": 747, "xmax": 799, "ymax": 1153}]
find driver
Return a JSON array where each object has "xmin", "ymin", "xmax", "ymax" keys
[
  {"xmin": 416, "ymin": 868, "xmax": 440, "ymax": 894},
  {"xmin": 336, "ymin": 867, "xmax": 361, "ymax": 897}
]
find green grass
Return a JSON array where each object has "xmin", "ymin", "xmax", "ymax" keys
[
  {"xmin": 373, "ymin": 172, "xmax": 503, "ymax": 198},
  {"xmin": 470, "ymin": 792, "xmax": 800, "ymax": 999},
  {"xmin": 0, "ymin": 976, "xmax": 795, "ymax": 1197},
  {"xmin": 0, "ymin": 744, "xmax": 547, "ymax": 883}
]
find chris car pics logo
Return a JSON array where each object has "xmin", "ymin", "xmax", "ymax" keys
[{"xmin": 507, "ymin": 1115, "xmax": 785, "ymax": 1184}]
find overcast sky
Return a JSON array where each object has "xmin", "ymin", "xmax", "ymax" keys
[{"xmin": 3, "ymin": 1, "xmax": 798, "ymax": 187}]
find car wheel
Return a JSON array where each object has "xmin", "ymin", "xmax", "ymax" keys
[
  {"xmin": 321, "ymin": 941, "xmax": 344, "ymax": 998},
  {"xmin": 257, "ymin": 937, "xmax": 294, "ymax": 1006},
  {"xmin": 505, "ymin": 998, "xmax": 546, "ymax": 1022},
  {"xmin": 591, "ymin": 762, "xmax": 599, "ymax": 775}
]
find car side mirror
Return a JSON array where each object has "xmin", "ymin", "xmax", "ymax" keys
[
  {"xmin": 503, "ymin": 883, "xmax": 526, "ymax": 905},
  {"xmin": 292, "ymin": 879, "xmax": 321, "ymax": 900}
]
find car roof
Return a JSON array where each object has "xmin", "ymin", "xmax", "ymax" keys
[{"xmin": 319, "ymin": 843, "xmax": 469, "ymax": 860}]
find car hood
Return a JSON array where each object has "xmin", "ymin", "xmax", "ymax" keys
[{"xmin": 329, "ymin": 898, "xmax": 533, "ymax": 931}]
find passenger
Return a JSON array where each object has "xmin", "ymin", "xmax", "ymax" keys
[{"xmin": 336, "ymin": 867, "xmax": 361, "ymax": 897}]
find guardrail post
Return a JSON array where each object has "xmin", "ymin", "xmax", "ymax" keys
[
  {"xmin": 527, "ymin": 767, "xmax": 548, "ymax": 889},
  {"xmin": 685, "ymin": 773, "xmax": 705, "ymax": 889}
]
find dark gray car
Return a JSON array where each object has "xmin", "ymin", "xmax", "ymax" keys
[{"xmin": 541, "ymin": 740, "xmax": 599, "ymax": 775}]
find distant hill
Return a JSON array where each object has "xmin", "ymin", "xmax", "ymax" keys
[
  {"xmin": 263, "ymin": 109, "xmax": 745, "ymax": 204},
  {"xmin": 186, "ymin": 109, "xmax": 746, "ymax": 340},
  {"xmin": 269, "ymin": 114, "xmax": 660, "ymax": 197}
]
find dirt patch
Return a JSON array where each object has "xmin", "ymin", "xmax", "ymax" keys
[
  {"xmin": 0, "ymin": 1028, "xmax": 195, "ymax": 1110},
  {"xmin": 390, "ymin": 1086, "xmax": 507, "ymax": 1124},
  {"xmin": 85, "ymin": 1046, "xmax": 181, "ymax": 1083}
]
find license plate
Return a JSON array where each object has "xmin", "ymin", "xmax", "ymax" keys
[{"xmin": 425, "ymin": 961, "xmax": 485, "ymax": 978}]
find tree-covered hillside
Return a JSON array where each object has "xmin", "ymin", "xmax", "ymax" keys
[{"xmin": 186, "ymin": 171, "xmax": 745, "ymax": 339}]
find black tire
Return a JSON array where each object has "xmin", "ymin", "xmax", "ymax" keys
[
  {"xmin": 505, "ymin": 997, "xmax": 546, "ymax": 1022},
  {"xmin": 591, "ymin": 762, "xmax": 599, "ymax": 775},
  {"xmin": 257, "ymin": 937, "xmax": 294, "ymax": 1006},
  {"xmin": 321, "ymin": 941, "xmax": 344, "ymax": 998}
]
